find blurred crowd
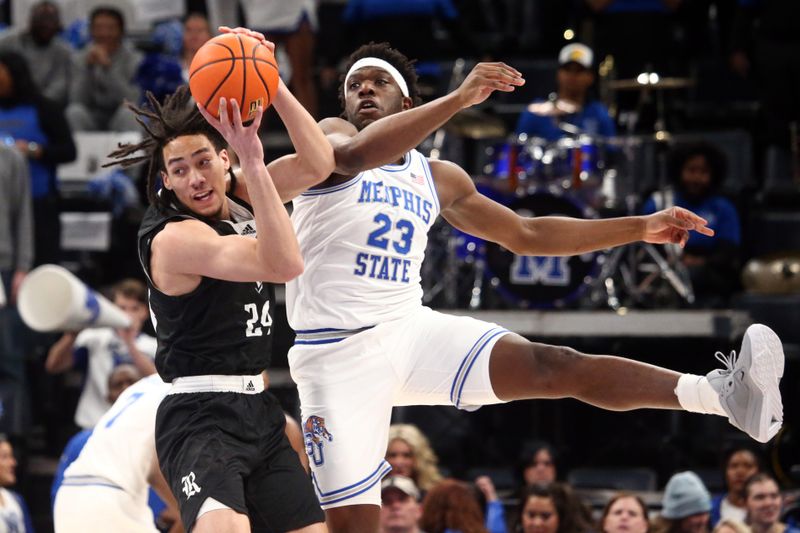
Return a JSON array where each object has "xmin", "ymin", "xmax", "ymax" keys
[{"xmin": 0, "ymin": 0, "xmax": 797, "ymax": 531}]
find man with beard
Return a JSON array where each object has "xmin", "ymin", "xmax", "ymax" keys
[{"xmin": 643, "ymin": 141, "xmax": 741, "ymax": 306}]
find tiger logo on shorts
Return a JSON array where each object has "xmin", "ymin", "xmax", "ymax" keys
[{"xmin": 303, "ymin": 416, "xmax": 333, "ymax": 467}]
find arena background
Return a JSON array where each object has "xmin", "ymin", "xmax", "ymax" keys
[{"xmin": 0, "ymin": 0, "xmax": 797, "ymax": 531}]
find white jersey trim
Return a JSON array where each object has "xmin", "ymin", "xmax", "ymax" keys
[{"xmin": 301, "ymin": 173, "xmax": 365, "ymax": 197}]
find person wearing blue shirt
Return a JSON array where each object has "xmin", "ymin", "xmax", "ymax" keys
[
  {"xmin": 0, "ymin": 436, "xmax": 34, "ymax": 533},
  {"xmin": 642, "ymin": 141, "xmax": 741, "ymax": 306},
  {"xmin": 515, "ymin": 43, "xmax": 616, "ymax": 142}
]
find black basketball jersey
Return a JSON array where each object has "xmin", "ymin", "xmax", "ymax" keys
[{"xmin": 137, "ymin": 196, "xmax": 275, "ymax": 382}]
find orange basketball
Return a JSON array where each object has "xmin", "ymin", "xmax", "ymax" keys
[{"xmin": 189, "ymin": 33, "xmax": 279, "ymax": 122}]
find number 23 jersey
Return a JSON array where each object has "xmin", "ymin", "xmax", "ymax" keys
[{"xmin": 287, "ymin": 150, "xmax": 440, "ymax": 331}]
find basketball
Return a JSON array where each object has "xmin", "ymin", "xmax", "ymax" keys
[{"xmin": 189, "ymin": 33, "xmax": 279, "ymax": 122}]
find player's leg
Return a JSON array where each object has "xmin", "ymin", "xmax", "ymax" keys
[
  {"xmin": 489, "ymin": 333, "xmax": 682, "ymax": 410},
  {"xmin": 192, "ymin": 508, "xmax": 250, "ymax": 533},
  {"xmin": 487, "ymin": 324, "xmax": 785, "ymax": 442},
  {"xmin": 288, "ymin": 331, "xmax": 398, "ymax": 533}
]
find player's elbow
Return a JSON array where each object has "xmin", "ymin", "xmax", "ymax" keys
[
  {"xmin": 333, "ymin": 144, "xmax": 366, "ymax": 176},
  {"xmin": 269, "ymin": 255, "xmax": 304, "ymax": 283},
  {"xmin": 504, "ymin": 221, "xmax": 542, "ymax": 256}
]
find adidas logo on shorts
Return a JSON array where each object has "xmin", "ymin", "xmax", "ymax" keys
[{"xmin": 245, "ymin": 380, "xmax": 255, "ymax": 392}]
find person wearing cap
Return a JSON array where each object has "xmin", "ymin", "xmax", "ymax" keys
[
  {"xmin": 515, "ymin": 43, "xmax": 617, "ymax": 142},
  {"xmin": 652, "ymin": 471, "xmax": 713, "ymax": 533},
  {"xmin": 381, "ymin": 476, "xmax": 426, "ymax": 533}
]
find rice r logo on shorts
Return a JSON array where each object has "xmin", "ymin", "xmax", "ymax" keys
[{"xmin": 181, "ymin": 471, "xmax": 202, "ymax": 499}]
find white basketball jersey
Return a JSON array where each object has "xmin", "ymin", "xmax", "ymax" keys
[
  {"xmin": 64, "ymin": 375, "xmax": 170, "ymax": 498},
  {"xmin": 287, "ymin": 150, "xmax": 440, "ymax": 331},
  {"xmin": 73, "ymin": 329, "xmax": 157, "ymax": 429}
]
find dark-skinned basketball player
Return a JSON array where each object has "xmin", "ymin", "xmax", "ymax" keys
[{"xmin": 281, "ymin": 43, "xmax": 785, "ymax": 533}]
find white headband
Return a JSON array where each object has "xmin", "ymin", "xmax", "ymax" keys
[{"xmin": 345, "ymin": 57, "xmax": 410, "ymax": 97}]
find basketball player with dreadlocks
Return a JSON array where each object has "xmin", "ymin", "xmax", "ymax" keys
[
  {"xmin": 109, "ymin": 29, "xmax": 330, "ymax": 533},
  {"xmin": 281, "ymin": 43, "xmax": 785, "ymax": 532}
]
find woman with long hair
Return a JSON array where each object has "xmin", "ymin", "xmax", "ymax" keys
[
  {"xmin": 386, "ymin": 424, "xmax": 443, "ymax": 492},
  {"xmin": 517, "ymin": 482, "xmax": 594, "ymax": 533}
]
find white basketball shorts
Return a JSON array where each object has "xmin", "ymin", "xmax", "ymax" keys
[
  {"xmin": 288, "ymin": 306, "xmax": 511, "ymax": 509},
  {"xmin": 54, "ymin": 483, "xmax": 158, "ymax": 533}
]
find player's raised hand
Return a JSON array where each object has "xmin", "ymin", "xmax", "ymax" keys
[
  {"xmin": 642, "ymin": 206, "xmax": 714, "ymax": 248},
  {"xmin": 456, "ymin": 62, "xmax": 525, "ymax": 107},
  {"xmin": 218, "ymin": 25, "xmax": 275, "ymax": 54},
  {"xmin": 197, "ymin": 97, "xmax": 264, "ymax": 160}
]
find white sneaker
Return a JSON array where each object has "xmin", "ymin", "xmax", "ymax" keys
[{"xmin": 707, "ymin": 324, "xmax": 785, "ymax": 443}]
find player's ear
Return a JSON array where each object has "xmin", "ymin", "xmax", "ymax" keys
[
  {"xmin": 219, "ymin": 148, "xmax": 231, "ymax": 171},
  {"xmin": 401, "ymin": 96, "xmax": 413, "ymax": 111},
  {"xmin": 160, "ymin": 170, "xmax": 172, "ymax": 190}
]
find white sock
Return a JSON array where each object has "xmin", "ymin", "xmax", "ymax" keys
[{"xmin": 675, "ymin": 374, "xmax": 726, "ymax": 416}]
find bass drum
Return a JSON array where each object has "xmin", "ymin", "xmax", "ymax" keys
[{"xmin": 484, "ymin": 191, "xmax": 602, "ymax": 308}]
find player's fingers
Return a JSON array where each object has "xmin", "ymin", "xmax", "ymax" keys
[
  {"xmin": 665, "ymin": 214, "xmax": 693, "ymax": 230},
  {"xmin": 249, "ymin": 105, "xmax": 264, "ymax": 131},
  {"xmin": 495, "ymin": 62, "xmax": 523, "ymax": 78},
  {"xmin": 229, "ymin": 98, "xmax": 244, "ymax": 129},
  {"xmin": 197, "ymin": 102, "xmax": 220, "ymax": 128},
  {"xmin": 217, "ymin": 97, "xmax": 231, "ymax": 128}
]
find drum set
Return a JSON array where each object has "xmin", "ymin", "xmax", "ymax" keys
[{"xmin": 421, "ymin": 123, "xmax": 696, "ymax": 311}]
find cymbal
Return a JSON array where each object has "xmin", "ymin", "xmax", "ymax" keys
[
  {"xmin": 608, "ymin": 77, "xmax": 693, "ymax": 91},
  {"xmin": 525, "ymin": 99, "xmax": 580, "ymax": 117},
  {"xmin": 445, "ymin": 109, "xmax": 507, "ymax": 140}
]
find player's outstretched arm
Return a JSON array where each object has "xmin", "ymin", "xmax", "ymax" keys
[
  {"xmin": 326, "ymin": 62, "xmax": 524, "ymax": 176},
  {"xmin": 267, "ymin": 78, "xmax": 335, "ymax": 201},
  {"xmin": 435, "ymin": 160, "xmax": 714, "ymax": 256}
]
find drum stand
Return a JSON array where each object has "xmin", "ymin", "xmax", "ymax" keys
[{"xmin": 593, "ymin": 242, "xmax": 695, "ymax": 310}]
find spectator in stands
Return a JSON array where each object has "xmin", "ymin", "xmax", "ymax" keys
[
  {"xmin": 0, "ymin": 1, "xmax": 73, "ymax": 108},
  {"xmin": 652, "ymin": 471, "xmax": 712, "ymax": 533},
  {"xmin": 601, "ymin": 493, "xmax": 650, "ymax": 533},
  {"xmin": 642, "ymin": 141, "xmax": 741, "ymax": 307},
  {"xmin": 730, "ymin": 0, "xmax": 800, "ymax": 151},
  {"xmin": 380, "ymin": 476, "xmax": 424, "ymax": 533},
  {"xmin": 66, "ymin": 6, "xmax": 142, "ymax": 132},
  {"xmin": 744, "ymin": 473, "xmax": 799, "ymax": 533},
  {"xmin": 0, "ymin": 50, "xmax": 76, "ymax": 267},
  {"xmin": 713, "ymin": 519, "xmax": 752, "ymax": 533},
  {"xmin": 474, "ymin": 475, "xmax": 509, "ymax": 533},
  {"xmin": 0, "ymin": 147, "xmax": 32, "ymax": 407},
  {"xmin": 711, "ymin": 447, "xmax": 763, "ymax": 526},
  {"xmin": 179, "ymin": 12, "xmax": 212, "ymax": 82},
  {"xmin": 517, "ymin": 440, "xmax": 559, "ymax": 487},
  {"xmin": 387, "ymin": 424, "xmax": 444, "ymax": 493},
  {"xmin": 0, "ymin": 435, "xmax": 34, "ymax": 532},
  {"xmin": 341, "ymin": 0, "xmax": 463, "ymax": 66},
  {"xmin": 515, "ymin": 43, "xmax": 616, "ymax": 142},
  {"xmin": 516, "ymin": 482, "xmax": 594, "ymax": 533},
  {"xmin": 45, "ymin": 278, "xmax": 157, "ymax": 429},
  {"xmin": 419, "ymin": 478, "xmax": 488, "ymax": 533}
]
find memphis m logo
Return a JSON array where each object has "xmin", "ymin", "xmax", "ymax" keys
[
  {"xmin": 303, "ymin": 416, "xmax": 333, "ymax": 466},
  {"xmin": 510, "ymin": 255, "xmax": 571, "ymax": 286}
]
